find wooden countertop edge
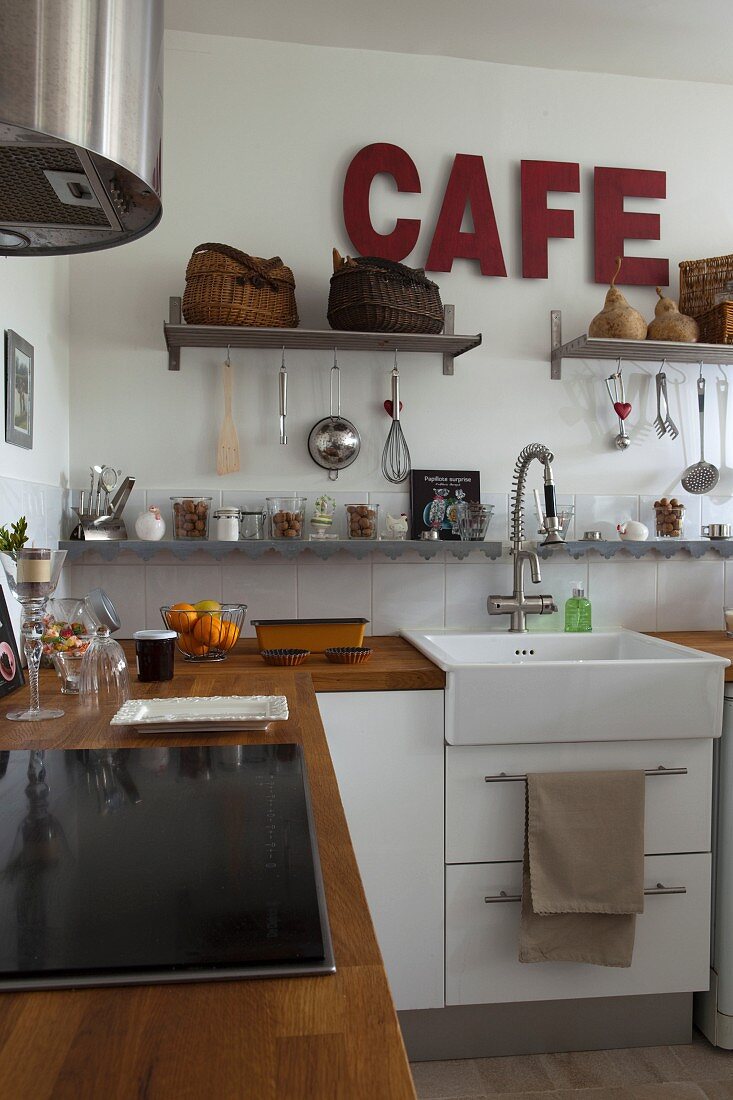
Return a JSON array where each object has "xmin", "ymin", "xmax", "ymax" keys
[
  {"xmin": 122, "ymin": 635, "xmax": 447, "ymax": 692},
  {"xmin": 0, "ymin": 670, "xmax": 417, "ymax": 1100},
  {"xmin": 646, "ymin": 630, "xmax": 733, "ymax": 680}
]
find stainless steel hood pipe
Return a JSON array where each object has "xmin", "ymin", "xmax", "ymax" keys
[{"xmin": 0, "ymin": 0, "xmax": 163, "ymax": 256}]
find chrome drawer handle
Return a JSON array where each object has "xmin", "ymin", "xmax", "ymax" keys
[
  {"xmin": 484, "ymin": 766, "xmax": 687, "ymax": 783},
  {"xmin": 484, "ymin": 882, "xmax": 686, "ymax": 904}
]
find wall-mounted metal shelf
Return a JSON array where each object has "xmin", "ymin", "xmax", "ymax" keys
[
  {"xmin": 164, "ymin": 299, "xmax": 481, "ymax": 375},
  {"xmin": 60, "ymin": 538, "xmax": 503, "ymax": 564},
  {"xmin": 550, "ymin": 309, "xmax": 733, "ymax": 380},
  {"xmin": 539, "ymin": 539, "xmax": 733, "ymax": 560}
]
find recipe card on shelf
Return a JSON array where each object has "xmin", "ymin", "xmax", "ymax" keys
[{"xmin": 410, "ymin": 469, "xmax": 481, "ymax": 540}]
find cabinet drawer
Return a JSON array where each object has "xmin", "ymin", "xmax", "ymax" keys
[
  {"xmin": 446, "ymin": 853, "xmax": 711, "ymax": 1005},
  {"xmin": 446, "ymin": 739, "xmax": 712, "ymax": 864}
]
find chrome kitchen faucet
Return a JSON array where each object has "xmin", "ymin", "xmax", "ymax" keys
[{"xmin": 487, "ymin": 443, "xmax": 564, "ymax": 633}]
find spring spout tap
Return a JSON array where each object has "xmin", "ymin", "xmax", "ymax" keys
[{"xmin": 487, "ymin": 443, "xmax": 561, "ymax": 633}]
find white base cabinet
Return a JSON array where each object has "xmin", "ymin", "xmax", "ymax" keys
[
  {"xmin": 446, "ymin": 854, "xmax": 711, "ymax": 1005},
  {"xmin": 317, "ymin": 690, "xmax": 444, "ymax": 1011}
]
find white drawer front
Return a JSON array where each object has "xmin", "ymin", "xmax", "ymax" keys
[
  {"xmin": 446, "ymin": 739, "xmax": 712, "ymax": 864},
  {"xmin": 446, "ymin": 853, "xmax": 711, "ymax": 1005}
]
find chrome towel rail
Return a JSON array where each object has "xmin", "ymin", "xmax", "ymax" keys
[
  {"xmin": 484, "ymin": 766, "xmax": 687, "ymax": 783},
  {"xmin": 485, "ymin": 883, "xmax": 686, "ymax": 904}
]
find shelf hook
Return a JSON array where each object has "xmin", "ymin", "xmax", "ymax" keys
[{"xmin": 657, "ymin": 358, "xmax": 667, "ymax": 376}]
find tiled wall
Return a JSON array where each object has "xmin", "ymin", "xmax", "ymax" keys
[{"xmin": 63, "ymin": 488, "xmax": 733, "ymax": 638}]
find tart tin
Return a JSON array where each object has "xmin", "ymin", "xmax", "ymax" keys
[
  {"xmin": 324, "ymin": 647, "xmax": 373, "ymax": 665},
  {"xmin": 259, "ymin": 648, "xmax": 310, "ymax": 667}
]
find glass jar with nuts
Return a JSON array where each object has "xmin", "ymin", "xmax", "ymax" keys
[
  {"xmin": 267, "ymin": 497, "xmax": 307, "ymax": 540},
  {"xmin": 653, "ymin": 497, "xmax": 685, "ymax": 538},
  {"xmin": 346, "ymin": 504, "xmax": 379, "ymax": 540},
  {"xmin": 171, "ymin": 497, "xmax": 212, "ymax": 540}
]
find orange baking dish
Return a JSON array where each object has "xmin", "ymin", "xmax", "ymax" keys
[{"xmin": 251, "ymin": 618, "xmax": 368, "ymax": 653}]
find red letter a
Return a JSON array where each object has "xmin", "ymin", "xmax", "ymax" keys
[{"xmin": 426, "ymin": 154, "xmax": 507, "ymax": 276}]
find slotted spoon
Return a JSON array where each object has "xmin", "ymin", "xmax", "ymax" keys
[
  {"xmin": 681, "ymin": 374, "xmax": 719, "ymax": 494},
  {"xmin": 216, "ymin": 350, "xmax": 240, "ymax": 476}
]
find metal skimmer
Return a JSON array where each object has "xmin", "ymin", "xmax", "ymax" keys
[{"xmin": 681, "ymin": 368, "xmax": 719, "ymax": 494}]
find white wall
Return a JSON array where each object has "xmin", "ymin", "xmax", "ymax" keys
[
  {"xmin": 63, "ymin": 32, "xmax": 733, "ymax": 636},
  {"xmin": 0, "ymin": 254, "xmax": 70, "ymax": 637},
  {"xmin": 67, "ymin": 31, "xmax": 733, "ymax": 497}
]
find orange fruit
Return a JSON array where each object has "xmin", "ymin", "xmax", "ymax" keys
[
  {"xmin": 192, "ymin": 614, "xmax": 222, "ymax": 649},
  {"xmin": 219, "ymin": 622, "xmax": 240, "ymax": 652},
  {"xmin": 167, "ymin": 603, "xmax": 197, "ymax": 633},
  {"xmin": 177, "ymin": 633, "xmax": 209, "ymax": 657}
]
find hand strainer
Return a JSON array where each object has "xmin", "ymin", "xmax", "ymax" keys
[{"xmin": 681, "ymin": 371, "xmax": 719, "ymax": 494}]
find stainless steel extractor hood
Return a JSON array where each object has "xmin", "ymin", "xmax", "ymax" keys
[{"xmin": 0, "ymin": 0, "xmax": 163, "ymax": 256}]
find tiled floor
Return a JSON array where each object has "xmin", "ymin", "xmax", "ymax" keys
[{"xmin": 410, "ymin": 1030, "xmax": 733, "ymax": 1098}]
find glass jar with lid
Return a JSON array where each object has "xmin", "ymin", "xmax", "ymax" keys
[{"xmin": 213, "ymin": 508, "xmax": 241, "ymax": 541}]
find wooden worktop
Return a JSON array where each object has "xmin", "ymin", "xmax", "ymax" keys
[
  {"xmin": 0, "ymin": 665, "xmax": 417, "ymax": 1100},
  {"xmin": 121, "ymin": 635, "xmax": 446, "ymax": 692},
  {"xmin": 648, "ymin": 631, "xmax": 733, "ymax": 680}
]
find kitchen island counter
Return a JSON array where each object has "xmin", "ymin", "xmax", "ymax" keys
[{"xmin": 0, "ymin": 666, "xmax": 416, "ymax": 1100}]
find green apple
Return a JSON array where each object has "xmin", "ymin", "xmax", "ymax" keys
[{"xmin": 194, "ymin": 599, "xmax": 222, "ymax": 618}]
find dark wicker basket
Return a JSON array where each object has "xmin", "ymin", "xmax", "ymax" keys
[
  {"xmin": 679, "ymin": 253, "xmax": 733, "ymax": 343},
  {"xmin": 182, "ymin": 242, "xmax": 299, "ymax": 327},
  {"xmin": 327, "ymin": 253, "xmax": 444, "ymax": 334}
]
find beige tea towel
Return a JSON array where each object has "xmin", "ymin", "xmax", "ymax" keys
[{"xmin": 519, "ymin": 770, "xmax": 645, "ymax": 967}]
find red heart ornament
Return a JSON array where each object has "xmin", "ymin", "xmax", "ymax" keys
[
  {"xmin": 384, "ymin": 399, "xmax": 404, "ymax": 416},
  {"xmin": 614, "ymin": 402, "xmax": 632, "ymax": 421}
]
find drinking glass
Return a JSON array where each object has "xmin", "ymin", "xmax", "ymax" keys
[
  {"xmin": 79, "ymin": 626, "xmax": 130, "ymax": 709},
  {"xmin": 0, "ymin": 548, "xmax": 67, "ymax": 720},
  {"xmin": 456, "ymin": 503, "xmax": 494, "ymax": 541}
]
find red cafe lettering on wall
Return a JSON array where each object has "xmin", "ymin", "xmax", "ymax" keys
[{"xmin": 342, "ymin": 142, "xmax": 668, "ymax": 286}]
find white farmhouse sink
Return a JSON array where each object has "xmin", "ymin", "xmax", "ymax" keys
[{"xmin": 401, "ymin": 629, "xmax": 729, "ymax": 745}]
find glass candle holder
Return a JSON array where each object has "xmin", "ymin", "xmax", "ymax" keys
[{"xmin": 0, "ymin": 548, "xmax": 67, "ymax": 721}]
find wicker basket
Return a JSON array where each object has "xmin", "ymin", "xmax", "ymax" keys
[
  {"xmin": 679, "ymin": 253, "xmax": 733, "ymax": 343},
  {"xmin": 182, "ymin": 243, "xmax": 299, "ymax": 327},
  {"xmin": 327, "ymin": 252, "xmax": 444, "ymax": 334}
]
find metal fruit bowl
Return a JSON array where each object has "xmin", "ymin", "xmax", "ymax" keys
[{"xmin": 160, "ymin": 603, "xmax": 247, "ymax": 662}]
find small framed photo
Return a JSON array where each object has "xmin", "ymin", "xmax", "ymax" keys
[{"xmin": 5, "ymin": 329, "xmax": 33, "ymax": 450}]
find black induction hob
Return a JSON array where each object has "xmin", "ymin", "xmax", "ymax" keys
[{"xmin": 0, "ymin": 742, "xmax": 335, "ymax": 990}]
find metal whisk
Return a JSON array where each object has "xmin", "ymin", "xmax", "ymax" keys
[{"xmin": 381, "ymin": 354, "xmax": 411, "ymax": 484}]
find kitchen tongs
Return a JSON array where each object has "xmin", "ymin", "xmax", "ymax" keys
[{"xmin": 654, "ymin": 363, "xmax": 679, "ymax": 440}]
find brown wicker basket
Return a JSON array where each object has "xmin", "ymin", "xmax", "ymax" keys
[
  {"xmin": 679, "ymin": 253, "xmax": 733, "ymax": 343},
  {"xmin": 182, "ymin": 242, "xmax": 299, "ymax": 327},
  {"xmin": 327, "ymin": 251, "xmax": 443, "ymax": 334}
]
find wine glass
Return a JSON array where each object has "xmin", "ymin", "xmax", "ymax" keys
[{"xmin": 0, "ymin": 548, "xmax": 67, "ymax": 721}]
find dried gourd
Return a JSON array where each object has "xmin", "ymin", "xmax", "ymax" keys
[
  {"xmin": 646, "ymin": 287, "xmax": 699, "ymax": 343},
  {"xmin": 588, "ymin": 257, "xmax": 647, "ymax": 340}
]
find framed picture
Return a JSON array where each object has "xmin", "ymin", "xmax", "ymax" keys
[
  {"xmin": 5, "ymin": 329, "xmax": 33, "ymax": 449},
  {"xmin": 0, "ymin": 587, "xmax": 23, "ymax": 699}
]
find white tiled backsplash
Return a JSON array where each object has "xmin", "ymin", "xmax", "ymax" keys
[{"xmin": 57, "ymin": 488, "xmax": 733, "ymax": 637}]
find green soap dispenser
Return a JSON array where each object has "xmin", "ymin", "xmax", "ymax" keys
[{"xmin": 564, "ymin": 583, "xmax": 592, "ymax": 633}]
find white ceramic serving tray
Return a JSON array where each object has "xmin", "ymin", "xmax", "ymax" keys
[{"xmin": 110, "ymin": 695, "xmax": 289, "ymax": 732}]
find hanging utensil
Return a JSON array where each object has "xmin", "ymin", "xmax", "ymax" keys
[
  {"xmin": 90, "ymin": 464, "xmax": 103, "ymax": 515},
  {"xmin": 216, "ymin": 348, "xmax": 240, "ymax": 475},
  {"xmin": 654, "ymin": 361, "xmax": 679, "ymax": 440},
  {"xmin": 307, "ymin": 350, "xmax": 361, "ymax": 481},
  {"xmin": 381, "ymin": 352, "xmax": 411, "ymax": 483},
  {"xmin": 604, "ymin": 364, "xmax": 631, "ymax": 451},
  {"xmin": 279, "ymin": 347, "xmax": 287, "ymax": 446},
  {"xmin": 681, "ymin": 366, "xmax": 720, "ymax": 494},
  {"xmin": 99, "ymin": 466, "xmax": 119, "ymax": 515}
]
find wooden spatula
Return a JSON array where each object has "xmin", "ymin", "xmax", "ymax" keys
[{"xmin": 216, "ymin": 353, "xmax": 240, "ymax": 475}]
